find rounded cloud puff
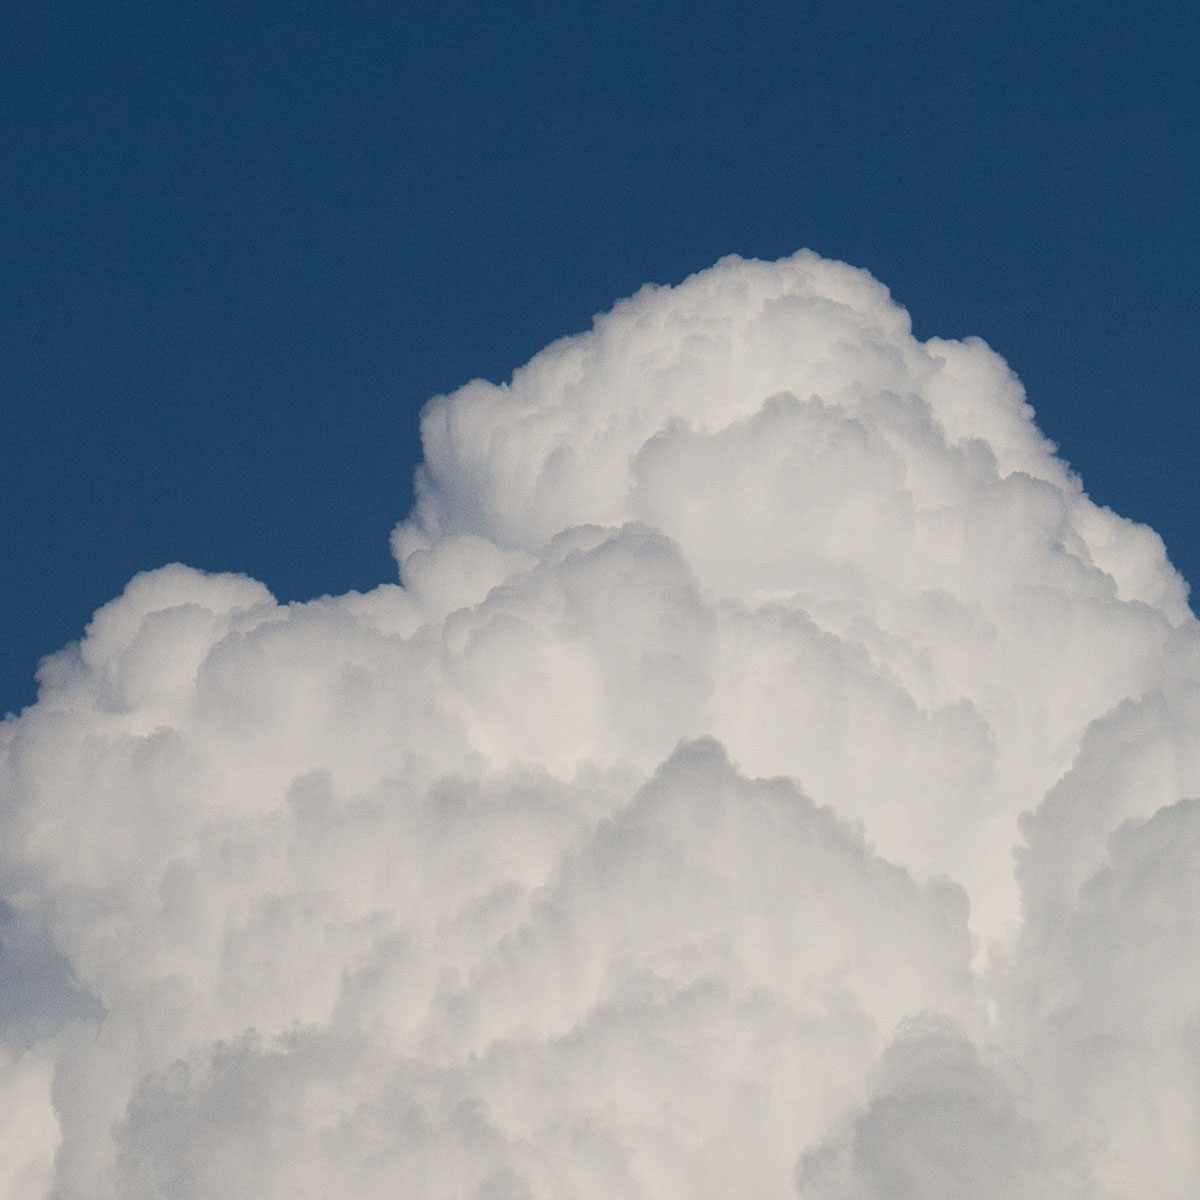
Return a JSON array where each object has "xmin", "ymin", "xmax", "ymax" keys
[{"xmin": 1, "ymin": 251, "xmax": 1195, "ymax": 1198}]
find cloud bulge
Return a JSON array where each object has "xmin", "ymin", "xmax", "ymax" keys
[{"xmin": 2, "ymin": 250, "xmax": 1197, "ymax": 1198}]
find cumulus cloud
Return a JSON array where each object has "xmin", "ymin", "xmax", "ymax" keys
[{"xmin": 1, "ymin": 250, "xmax": 1196, "ymax": 1197}]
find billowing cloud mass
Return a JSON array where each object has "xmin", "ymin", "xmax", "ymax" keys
[{"xmin": 3, "ymin": 250, "xmax": 1199, "ymax": 1198}]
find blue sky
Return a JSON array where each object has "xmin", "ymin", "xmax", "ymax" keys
[{"xmin": 3, "ymin": 0, "xmax": 1197, "ymax": 717}]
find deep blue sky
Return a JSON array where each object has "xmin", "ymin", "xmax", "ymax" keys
[{"xmin": 3, "ymin": 1, "xmax": 1197, "ymax": 716}]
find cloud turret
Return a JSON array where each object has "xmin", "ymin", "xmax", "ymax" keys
[{"xmin": 1, "ymin": 251, "xmax": 1195, "ymax": 1198}]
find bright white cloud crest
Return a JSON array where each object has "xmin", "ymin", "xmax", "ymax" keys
[{"xmin": 2, "ymin": 251, "xmax": 1198, "ymax": 1198}]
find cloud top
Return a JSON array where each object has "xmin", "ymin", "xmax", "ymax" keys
[{"xmin": 2, "ymin": 251, "xmax": 1197, "ymax": 1198}]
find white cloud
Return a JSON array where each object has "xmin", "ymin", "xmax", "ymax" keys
[
  {"xmin": 0, "ymin": 251, "xmax": 1196, "ymax": 1197},
  {"xmin": 795, "ymin": 1014, "xmax": 1090, "ymax": 1199}
]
